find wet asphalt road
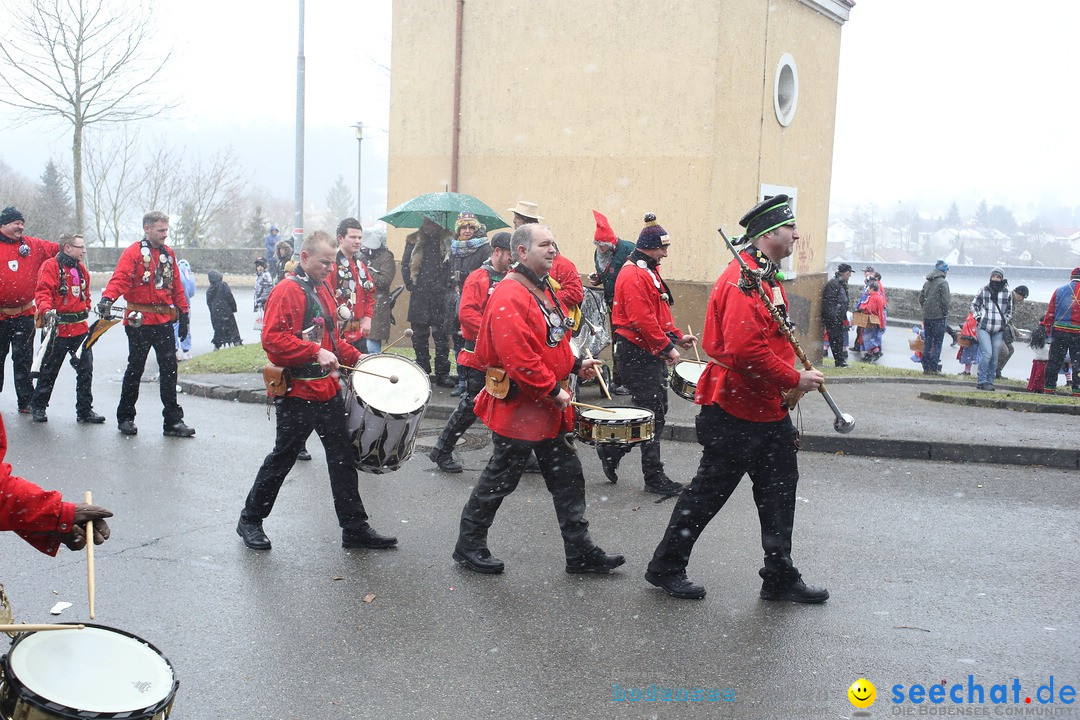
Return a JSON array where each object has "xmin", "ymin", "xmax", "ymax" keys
[{"xmin": 3, "ymin": 290, "xmax": 1078, "ymax": 719}]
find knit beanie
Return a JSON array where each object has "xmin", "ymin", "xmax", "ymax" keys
[
  {"xmin": 0, "ymin": 206, "xmax": 24, "ymax": 226},
  {"xmin": 636, "ymin": 213, "xmax": 670, "ymax": 249}
]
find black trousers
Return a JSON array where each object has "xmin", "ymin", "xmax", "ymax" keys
[
  {"xmin": 1045, "ymin": 332, "xmax": 1080, "ymax": 393},
  {"xmin": 117, "ymin": 323, "xmax": 184, "ymax": 426},
  {"xmin": 597, "ymin": 339, "xmax": 668, "ymax": 481},
  {"xmin": 0, "ymin": 315, "xmax": 36, "ymax": 410},
  {"xmin": 823, "ymin": 316, "xmax": 847, "ymax": 364},
  {"xmin": 410, "ymin": 321, "xmax": 451, "ymax": 377},
  {"xmin": 242, "ymin": 393, "xmax": 369, "ymax": 530},
  {"xmin": 30, "ymin": 334, "xmax": 94, "ymax": 416},
  {"xmin": 648, "ymin": 404, "xmax": 801, "ymax": 582},
  {"xmin": 458, "ymin": 432, "xmax": 594, "ymax": 559},
  {"xmin": 434, "ymin": 366, "xmax": 485, "ymax": 453}
]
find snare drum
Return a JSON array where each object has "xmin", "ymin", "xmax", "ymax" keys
[
  {"xmin": 575, "ymin": 406, "xmax": 655, "ymax": 446},
  {"xmin": 0, "ymin": 624, "xmax": 178, "ymax": 720},
  {"xmin": 670, "ymin": 360, "xmax": 707, "ymax": 401},
  {"xmin": 345, "ymin": 353, "xmax": 430, "ymax": 474}
]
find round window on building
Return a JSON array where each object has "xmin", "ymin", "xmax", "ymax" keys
[{"xmin": 774, "ymin": 53, "xmax": 798, "ymax": 127}]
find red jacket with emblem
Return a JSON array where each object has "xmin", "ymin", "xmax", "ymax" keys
[
  {"xmin": 327, "ymin": 252, "xmax": 375, "ymax": 345},
  {"xmin": 473, "ymin": 273, "xmax": 575, "ymax": 441},
  {"xmin": 550, "ymin": 253, "xmax": 584, "ymax": 310},
  {"xmin": 0, "ymin": 234, "xmax": 59, "ymax": 319},
  {"xmin": 262, "ymin": 274, "xmax": 362, "ymax": 402},
  {"xmin": 0, "ymin": 414, "xmax": 75, "ymax": 556},
  {"xmin": 35, "ymin": 255, "xmax": 92, "ymax": 337},
  {"xmin": 103, "ymin": 241, "xmax": 190, "ymax": 326},
  {"xmin": 611, "ymin": 258, "xmax": 683, "ymax": 355},
  {"xmin": 456, "ymin": 264, "xmax": 503, "ymax": 371},
  {"xmin": 694, "ymin": 252, "xmax": 801, "ymax": 422}
]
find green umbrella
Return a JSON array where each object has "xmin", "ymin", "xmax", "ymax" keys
[{"xmin": 379, "ymin": 192, "xmax": 510, "ymax": 232}]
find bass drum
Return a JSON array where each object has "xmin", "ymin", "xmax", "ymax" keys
[
  {"xmin": 345, "ymin": 353, "xmax": 431, "ymax": 474},
  {"xmin": 1, "ymin": 624, "xmax": 178, "ymax": 720}
]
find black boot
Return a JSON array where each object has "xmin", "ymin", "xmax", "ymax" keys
[
  {"xmin": 428, "ymin": 445, "xmax": 463, "ymax": 473},
  {"xmin": 760, "ymin": 577, "xmax": 829, "ymax": 604}
]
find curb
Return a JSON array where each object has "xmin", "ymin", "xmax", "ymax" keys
[{"xmin": 177, "ymin": 378, "xmax": 1078, "ymax": 469}]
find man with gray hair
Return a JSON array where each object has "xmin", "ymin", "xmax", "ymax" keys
[{"xmin": 453, "ymin": 223, "xmax": 624, "ymax": 576}]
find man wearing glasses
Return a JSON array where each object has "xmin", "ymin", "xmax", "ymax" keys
[{"xmin": 29, "ymin": 234, "xmax": 105, "ymax": 424}]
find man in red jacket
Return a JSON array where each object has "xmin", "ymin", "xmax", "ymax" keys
[
  {"xmin": 428, "ymin": 231, "xmax": 513, "ymax": 472},
  {"xmin": 646, "ymin": 195, "xmax": 829, "ymax": 603},
  {"xmin": 237, "ymin": 231, "xmax": 396, "ymax": 552},
  {"xmin": 100, "ymin": 211, "xmax": 194, "ymax": 437},
  {"xmin": 0, "ymin": 206, "xmax": 59, "ymax": 413},
  {"xmin": 452, "ymin": 223, "xmax": 624, "ymax": 576},
  {"xmin": 0, "ymin": 413, "xmax": 111, "ymax": 555},
  {"xmin": 601, "ymin": 213, "xmax": 696, "ymax": 495},
  {"xmin": 29, "ymin": 234, "xmax": 105, "ymax": 424},
  {"xmin": 328, "ymin": 217, "xmax": 374, "ymax": 353}
]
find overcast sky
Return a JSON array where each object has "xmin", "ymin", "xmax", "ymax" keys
[{"xmin": 2, "ymin": 1, "xmax": 1077, "ymax": 223}]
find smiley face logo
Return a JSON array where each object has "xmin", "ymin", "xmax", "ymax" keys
[{"xmin": 848, "ymin": 678, "xmax": 876, "ymax": 708}]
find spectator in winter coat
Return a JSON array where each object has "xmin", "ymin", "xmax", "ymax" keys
[
  {"xmin": 264, "ymin": 225, "xmax": 282, "ymax": 276},
  {"xmin": 206, "ymin": 270, "xmax": 242, "ymax": 349},
  {"xmin": 254, "ymin": 257, "xmax": 274, "ymax": 311},
  {"xmin": 173, "ymin": 258, "xmax": 196, "ymax": 360},
  {"xmin": 1040, "ymin": 267, "xmax": 1080, "ymax": 396},
  {"xmin": 360, "ymin": 231, "xmax": 396, "ymax": 353},
  {"xmin": 918, "ymin": 260, "xmax": 951, "ymax": 375},
  {"xmin": 821, "ymin": 263, "xmax": 852, "ymax": 367},
  {"xmin": 970, "ymin": 267, "xmax": 1012, "ymax": 391}
]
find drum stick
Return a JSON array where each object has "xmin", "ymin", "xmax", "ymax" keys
[
  {"xmin": 0, "ymin": 624, "xmax": 86, "ymax": 632},
  {"xmin": 342, "ymin": 366, "xmax": 400, "ymax": 383},
  {"xmin": 84, "ymin": 491, "xmax": 95, "ymax": 620},
  {"xmin": 571, "ymin": 401, "xmax": 615, "ymax": 413},
  {"xmin": 687, "ymin": 324, "xmax": 701, "ymax": 363},
  {"xmin": 382, "ymin": 328, "xmax": 413, "ymax": 352},
  {"xmin": 583, "ymin": 348, "xmax": 611, "ymax": 400}
]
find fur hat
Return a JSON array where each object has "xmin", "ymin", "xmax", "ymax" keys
[
  {"xmin": 593, "ymin": 210, "xmax": 617, "ymax": 246},
  {"xmin": 0, "ymin": 206, "xmax": 24, "ymax": 226},
  {"xmin": 636, "ymin": 213, "xmax": 670, "ymax": 249}
]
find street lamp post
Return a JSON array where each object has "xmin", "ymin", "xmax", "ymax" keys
[{"xmin": 353, "ymin": 122, "xmax": 364, "ymax": 220}]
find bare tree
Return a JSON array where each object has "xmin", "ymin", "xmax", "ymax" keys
[
  {"xmin": 0, "ymin": 0, "xmax": 174, "ymax": 233},
  {"xmin": 169, "ymin": 149, "xmax": 246, "ymax": 248},
  {"xmin": 84, "ymin": 127, "xmax": 143, "ymax": 246},
  {"xmin": 0, "ymin": 159, "xmax": 35, "ymax": 212}
]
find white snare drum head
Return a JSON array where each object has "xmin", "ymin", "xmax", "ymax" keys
[
  {"xmin": 582, "ymin": 406, "xmax": 653, "ymax": 421},
  {"xmin": 351, "ymin": 354, "xmax": 430, "ymax": 414},
  {"xmin": 10, "ymin": 626, "xmax": 174, "ymax": 713},
  {"xmin": 674, "ymin": 361, "xmax": 705, "ymax": 384}
]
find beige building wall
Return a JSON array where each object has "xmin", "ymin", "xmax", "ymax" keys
[{"xmin": 388, "ymin": 0, "xmax": 852, "ymax": 354}]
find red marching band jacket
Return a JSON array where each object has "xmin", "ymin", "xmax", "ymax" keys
[
  {"xmin": 262, "ymin": 275, "xmax": 362, "ymax": 402},
  {"xmin": 550, "ymin": 253, "xmax": 584, "ymax": 310},
  {"xmin": 0, "ymin": 235, "xmax": 59, "ymax": 318},
  {"xmin": 456, "ymin": 265, "xmax": 502, "ymax": 371},
  {"xmin": 694, "ymin": 252, "xmax": 801, "ymax": 423},
  {"xmin": 611, "ymin": 259, "xmax": 684, "ymax": 355},
  {"xmin": 472, "ymin": 274, "xmax": 575, "ymax": 441},
  {"xmin": 327, "ymin": 252, "xmax": 375, "ymax": 346},
  {"xmin": 35, "ymin": 255, "xmax": 92, "ymax": 337},
  {"xmin": 102, "ymin": 241, "xmax": 190, "ymax": 325},
  {"xmin": 0, "ymin": 415, "xmax": 75, "ymax": 555}
]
